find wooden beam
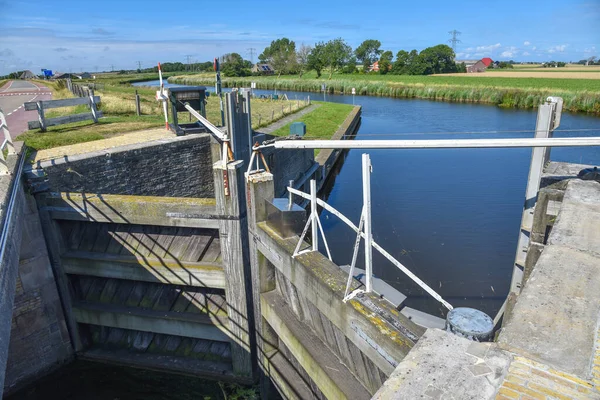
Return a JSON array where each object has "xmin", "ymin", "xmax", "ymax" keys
[
  {"xmin": 214, "ymin": 160, "xmax": 254, "ymax": 378},
  {"xmin": 40, "ymin": 192, "xmax": 224, "ymax": 228},
  {"xmin": 62, "ymin": 250, "xmax": 226, "ymax": 289},
  {"xmin": 24, "ymin": 96, "xmax": 101, "ymax": 111},
  {"xmin": 79, "ymin": 348, "xmax": 246, "ymax": 383},
  {"xmin": 261, "ymin": 291, "xmax": 371, "ymax": 399},
  {"xmin": 73, "ymin": 302, "xmax": 231, "ymax": 342},
  {"xmin": 28, "ymin": 111, "xmax": 104, "ymax": 130}
]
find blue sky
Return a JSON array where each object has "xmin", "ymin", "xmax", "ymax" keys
[{"xmin": 0, "ymin": 0, "xmax": 598, "ymax": 74}]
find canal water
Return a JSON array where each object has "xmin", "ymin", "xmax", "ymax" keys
[{"xmin": 135, "ymin": 79, "xmax": 600, "ymax": 318}]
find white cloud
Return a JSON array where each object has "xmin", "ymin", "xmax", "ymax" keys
[
  {"xmin": 548, "ymin": 44, "xmax": 568, "ymax": 54},
  {"xmin": 524, "ymin": 41, "xmax": 531, "ymax": 46},
  {"xmin": 522, "ymin": 51, "xmax": 531, "ymax": 56},
  {"xmin": 500, "ymin": 46, "xmax": 518, "ymax": 58},
  {"xmin": 584, "ymin": 46, "xmax": 597, "ymax": 53},
  {"xmin": 475, "ymin": 43, "xmax": 501, "ymax": 52},
  {"xmin": 532, "ymin": 46, "xmax": 537, "ymax": 50}
]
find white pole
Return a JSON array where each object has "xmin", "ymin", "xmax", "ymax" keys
[
  {"xmin": 362, "ymin": 154, "xmax": 373, "ymax": 293},
  {"xmin": 310, "ymin": 179, "xmax": 318, "ymax": 252},
  {"xmin": 509, "ymin": 102, "xmax": 555, "ymax": 294},
  {"xmin": 264, "ymin": 137, "xmax": 600, "ymax": 150}
]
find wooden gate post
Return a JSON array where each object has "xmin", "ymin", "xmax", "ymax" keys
[
  {"xmin": 36, "ymin": 101, "xmax": 46, "ymax": 132},
  {"xmin": 89, "ymin": 89, "xmax": 98, "ymax": 123},
  {"xmin": 213, "ymin": 160, "xmax": 255, "ymax": 379}
]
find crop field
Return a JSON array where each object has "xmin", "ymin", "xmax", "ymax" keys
[{"xmin": 172, "ymin": 71, "xmax": 600, "ymax": 92}]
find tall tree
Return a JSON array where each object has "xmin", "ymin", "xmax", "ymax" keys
[
  {"xmin": 296, "ymin": 43, "xmax": 312, "ymax": 78},
  {"xmin": 307, "ymin": 42, "xmax": 326, "ymax": 78},
  {"xmin": 378, "ymin": 50, "xmax": 393, "ymax": 75},
  {"xmin": 259, "ymin": 38, "xmax": 297, "ymax": 77},
  {"xmin": 355, "ymin": 39, "xmax": 382, "ymax": 71},
  {"xmin": 323, "ymin": 38, "xmax": 353, "ymax": 79},
  {"xmin": 418, "ymin": 44, "xmax": 457, "ymax": 74},
  {"xmin": 392, "ymin": 50, "xmax": 410, "ymax": 74},
  {"xmin": 220, "ymin": 53, "xmax": 250, "ymax": 77}
]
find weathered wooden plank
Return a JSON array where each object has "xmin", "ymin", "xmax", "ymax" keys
[
  {"xmin": 261, "ymin": 291, "xmax": 371, "ymax": 399},
  {"xmin": 91, "ymin": 223, "xmax": 111, "ymax": 253},
  {"xmin": 201, "ymin": 237, "xmax": 221, "ymax": 262},
  {"xmin": 79, "ymin": 348, "xmax": 242, "ymax": 383},
  {"xmin": 28, "ymin": 111, "xmax": 104, "ymax": 130},
  {"xmin": 78, "ymin": 223, "xmax": 101, "ymax": 252},
  {"xmin": 62, "ymin": 250, "xmax": 226, "ymax": 289},
  {"xmin": 72, "ymin": 302, "xmax": 231, "ymax": 342},
  {"xmin": 41, "ymin": 192, "xmax": 221, "ymax": 229},
  {"xmin": 104, "ymin": 224, "xmax": 129, "ymax": 254},
  {"xmin": 214, "ymin": 160, "xmax": 254, "ymax": 378},
  {"xmin": 180, "ymin": 231, "xmax": 212, "ymax": 262},
  {"xmin": 166, "ymin": 228, "xmax": 194, "ymax": 259},
  {"xmin": 149, "ymin": 226, "xmax": 178, "ymax": 259},
  {"xmin": 24, "ymin": 96, "xmax": 101, "ymax": 111},
  {"xmin": 36, "ymin": 196, "xmax": 83, "ymax": 350}
]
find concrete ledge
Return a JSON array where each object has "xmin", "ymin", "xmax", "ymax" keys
[
  {"xmin": 547, "ymin": 180, "xmax": 600, "ymax": 256},
  {"xmin": 499, "ymin": 180, "xmax": 600, "ymax": 378},
  {"xmin": 498, "ymin": 245, "xmax": 600, "ymax": 378},
  {"xmin": 372, "ymin": 329, "xmax": 510, "ymax": 399}
]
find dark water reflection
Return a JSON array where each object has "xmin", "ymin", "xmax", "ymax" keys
[{"xmin": 135, "ymin": 80, "xmax": 600, "ymax": 318}]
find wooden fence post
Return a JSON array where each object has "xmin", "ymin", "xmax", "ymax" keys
[
  {"xmin": 135, "ymin": 90, "xmax": 141, "ymax": 116},
  {"xmin": 271, "ymin": 110, "xmax": 274, "ymax": 121},
  {"xmin": 37, "ymin": 101, "xmax": 47, "ymax": 132},
  {"xmin": 89, "ymin": 89, "xmax": 98, "ymax": 123}
]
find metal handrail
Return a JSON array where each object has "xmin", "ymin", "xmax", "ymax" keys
[
  {"xmin": 0, "ymin": 139, "xmax": 24, "ymax": 264},
  {"xmin": 287, "ymin": 185, "xmax": 454, "ymax": 311}
]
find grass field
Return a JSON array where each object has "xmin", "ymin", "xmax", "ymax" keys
[
  {"xmin": 269, "ymin": 101, "xmax": 355, "ymax": 156},
  {"xmin": 18, "ymin": 80, "xmax": 309, "ymax": 150},
  {"xmin": 270, "ymin": 101, "xmax": 354, "ymax": 139},
  {"xmin": 171, "ymin": 71, "xmax": 600, "ymax": 114}
]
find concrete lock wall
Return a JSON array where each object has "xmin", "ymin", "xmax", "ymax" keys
[{"xmin": 32, "ymin": 134, "xmax": 215, "ymax": 198}]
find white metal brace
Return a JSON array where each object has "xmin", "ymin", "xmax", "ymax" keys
[{"xmin": 292, "ymin": 180, "xmax": 332, "ymax": 261}]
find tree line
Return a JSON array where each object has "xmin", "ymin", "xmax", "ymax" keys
[{"xmin": 215, "ymin": 38, "xmax": 465, "ymax": 78}]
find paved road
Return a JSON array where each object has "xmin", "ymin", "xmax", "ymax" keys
[{"xmin": 0, "ymin": 80, "xmax": 52, "ymax": 137}]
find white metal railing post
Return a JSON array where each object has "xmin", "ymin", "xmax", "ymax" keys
[
  {"xmin": 508, "ymin": 98, "xmax": 561, "ymax": 296},
  {"xmin": 362, "ymin": 154, "xmax": 373, "ymax": 293},
  {"xmin": 310, "ymin": 179, "xmax": 319, "ymax": 251}
]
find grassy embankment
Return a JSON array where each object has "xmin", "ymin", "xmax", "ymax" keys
[
  {"xmin": 0, "ymin": 80, "xmax": 8, "ymax": 90},
  {"xmin": 170, "ymin": 71, "xmax": 600, "ymax": 114},
  {"xmin": 17, "ymin": 77, "xmax": 309, "ymax": 150},
  {"xmin": 269, "ymin": 101, "xmax": 355, "ymax": 157},
  {"xmin": 270, "ymin": 101, "xmax": 354, "ymax": 139}
]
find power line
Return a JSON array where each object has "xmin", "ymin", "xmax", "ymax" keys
[
  {"xmin": 110, "ymin": 64, "xmax": 115, "ymax": 72},
  {"xmin": 448, "ymin": 30, "xmax": 462, "ymax": 54},
  {"xmin": 247, "ymin": 48, "xmax": 256, "ymax": 63},
  {"xmin": 184, "ymin": 55, "xmax": 192, "ymax": 71},
  {"xmin": 136, "ymin": 61, "xmax": 142, "ymax": 70}
]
